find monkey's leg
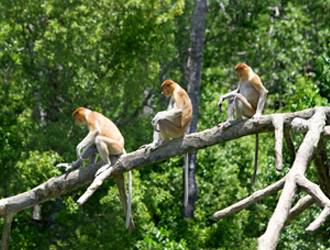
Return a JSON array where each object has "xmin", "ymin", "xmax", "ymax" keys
[
  {"xmin": 148, "ymin": 120, "xmax": 184, "ymax": 151},
  {"xmin": 94, "ymin": 137, "xmax": 111, "ymax": 177},
  {"xmin": 223, "ymin": 94, "xmax": 255, "ymax": 129},
  {"xmin": 227, "ymin": 97, "xmax": 235, "ymax": 120},
  {"xmin": 56, "ymin": 143, "xmax": 98, "ymax": 171},
  {"xmin": 94, "ymin": 136, "xmax": 124, "ymax": 176},
  {"xmin": 235, "ymin": 93, "xmax": 255, "ymax": 120},
  {"xmin": 221, "ymin": 97, "xmax": 236, "ymax": 128},
  {"xmin": 139, "ymin": 123, "xmax": 165, "ymax": 150}
]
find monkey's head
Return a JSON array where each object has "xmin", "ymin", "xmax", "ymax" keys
[
  {"xmin": 234, "ymin": 63, "xmax": 250, "ymax": 79},
  {"xmin": 72, "ymin": 107, "xmax": 88, "ymax": 124},
  {"xmin": 161, "ymin": 80, "xmax": 175, "ymax": 96}
]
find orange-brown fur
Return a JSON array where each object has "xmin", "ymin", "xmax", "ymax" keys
[
  {"xmin": 161, "ymin": 80, "xmax": 192, "ymax": 133},
  {"xmin": 156, "ymin": 80, "xmax": 192, "ymax": 207},
  {"xmin": 218, "ymin": 63, "xmax": 268, "ymax": 185},
  {"xmin": 73, "ymin": 107, "xmax": 124, "ymax": 150}
]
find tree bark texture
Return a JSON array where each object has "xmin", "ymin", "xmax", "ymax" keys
[
  {"xmin": 184, "ymin": 0, "xmax": 209, "ymax": 218},
  {"xmin": 1, "ymin": 107, "xmax": 330, "ymax": 250}
]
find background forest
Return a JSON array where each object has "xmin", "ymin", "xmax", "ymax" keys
[{"xmin": 1, "ymin": 0, "xmax": 330, "ymax": 249}]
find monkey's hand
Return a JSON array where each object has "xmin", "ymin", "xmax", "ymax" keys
[
  {"xmin": 152, "ymin": 118, "xmax": 161, "ymax": 132},
  {"xmin": 218, "ymin": 97, "xmax": 224, "ymax": 113},
  {"xmin": 76, "ymin": 147, "xmax": 86, "ymax": 162},
  {"xmin": 56, "ymin": 163, "xmax": 75, "ymax": 172}
]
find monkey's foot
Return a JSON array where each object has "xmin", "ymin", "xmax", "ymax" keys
[
  {"xmin": 150, "ymin": 140, "xmax": 171, "ymax": 151},
  {"xmin": 221, "ymin": 119, "xmax": 241, "ymax": 129},
  {"xmin": 139, "ymin": 143, "xmax": 152, "ymax": 149},
  {"xmin": 56, "ymin": 163, "xmax": 77, "ymax": 172}
]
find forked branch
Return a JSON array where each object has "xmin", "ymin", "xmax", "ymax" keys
[{"xmin": 1, "ymin": 107, "xmax": 330, "ymax": 250}]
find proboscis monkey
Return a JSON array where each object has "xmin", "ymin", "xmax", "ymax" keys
[
  {"xmin": 141, "ymin": 80, "xmax": 192, "ymax": 207},
  {"xmin": 218, "ymin": 63, "xmax": 268, "ymax": 184},
  {"xmin": 56, "ymin": 107, "xmax": 133, "ymax": 229}
]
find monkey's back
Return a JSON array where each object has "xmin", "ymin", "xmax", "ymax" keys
[
  {"xmin": 89, "ymin": 112, "xmax": 124, "ymax": 143},
  {"xmin": 178, "ymin": 89, "xmax": 192, "ymax": 128}
]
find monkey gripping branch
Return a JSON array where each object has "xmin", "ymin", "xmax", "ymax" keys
[{"xmin": 1, "ymin": 107, "xmax": 330, "ymax": 250}]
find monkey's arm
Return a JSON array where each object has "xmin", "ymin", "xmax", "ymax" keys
[
  {"xmin": 152, "ymin": 108, "xmax": 182, "ymax": 128},
  {"xmin": 218, "ymin": 88, "xmax": 239, "ymax": 112},
  {"xmin": 76, "ymin": 130, "xmax": 100, "ymax": 160}
]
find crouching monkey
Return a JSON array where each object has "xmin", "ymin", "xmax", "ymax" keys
[
  {"xmin": 56, "ymin": 107, "xmax": 133, "ymax": 230},
  {"xmin": 141, "ymin": 80, "xmax": 192, "ymax": 207},
  {"xmin": 218, "ymin": 63, "xmax": 268, "ymax": 184}
]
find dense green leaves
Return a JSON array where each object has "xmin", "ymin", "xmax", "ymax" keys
[{"xmin": 1, "ymin": 0, "xmax": 330, "ymax": 249}]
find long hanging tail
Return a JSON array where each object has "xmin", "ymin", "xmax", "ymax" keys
[
  {"xmin": 252, "ymin": 134, "xmax": 259, "ymax": 185},
  {"xmin": 123, "ymin": 149, "xmax": 132, "ymax": 229},
  {"xmin": 184, "ymin": 153, "xmax": 189, "ymax": 207}
]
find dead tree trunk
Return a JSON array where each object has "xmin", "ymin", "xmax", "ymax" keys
[
  {"xmin": 184, "ymin": 0, "xmax": 209, "ymax": 218},
  {"xmin": 1, "ymin": 107, "xmax": 330, "ymax": 249}
]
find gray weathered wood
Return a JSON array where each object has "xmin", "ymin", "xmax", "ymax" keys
[
  {"xmin": 1, "ymin": 213, "xmax": 14, "ymax": 250},
  {"xmin": 272, "ymin": 114, "xmax": 284, "ymax": 171},
  {"xmin": 1, "ymin": 107, "xmax": 330, "ymax": 250},
  {"xmin": 184, "ymin": 0, "xmax": 209, "ymax": 218},
  {"xmin": 0, "ymin": 108, "xmax": 328, "ymax": 218},
  {"xmin": 258, "ymin": 107, "xmax": 329, "ymax": 249},
  {"xmin": 212, "ymin": 177, "xmax": 286, "ymax": 221}
]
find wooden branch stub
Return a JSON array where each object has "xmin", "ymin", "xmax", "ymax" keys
[
  {"xmin": 306, "ymin": 206, "xmax": 330, "ymax": 233},
  {"xmin": 212, "ymin": 177, "xmax": 286, "ymax": 221},
  {"xmin": 1, "ymin": 213, "xmax": 14, "ymax": 250},
  {"xmin": 284, "ymin": 128, "xmax": 296, "ymax": 164},
  {"xmin": 272, "ymin": 114, "xmax": 284, "ymax": 171},
  {"xmin": 285, "ymin": 195, "xmax": 316, "ymax": 226},
  {"xmin": 313, "ymin": 139, "xmax": 330, "ymax": 198}
]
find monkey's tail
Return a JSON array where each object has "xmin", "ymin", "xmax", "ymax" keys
[
  {"xmin": 184, "ymin": 153, "xmax": 189, "ymax": 208},
  {"xmin": 123, "ymin": 149, "xmax": 132, "ymax": 229},
  {"xmin": 252, "ymin": 134, "xmax": 259, "ymax": 185}
]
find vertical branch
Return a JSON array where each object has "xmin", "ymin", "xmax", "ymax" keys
[
  {"xmin": 272, "ymin": 114, "xmax": 284, "ymax": 171},
  {"xmin": 284, "ymin": 128, "xmax": 296, "ymax": 164},
  {"xmin": 313, "ymin": 139, "xmax": 330, "ymax": 198},
  {"xmin": 1, "ymin": 213, "xmax": 14, "ymax": 250},
  {"xmin": 258, "ymin": 108, "xmax": 326, "ymax": 250},
  {"xmin": 183, "ymin": 0, "xmax": 209, "ymax": 218}
]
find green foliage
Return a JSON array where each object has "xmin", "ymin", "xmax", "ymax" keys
[
  {"xmin": 136, "ymin": 226, "xmax": 187, "ymax": 249},
  {"xmin": 15, "ymin": 150, "xmax": 62, "ymax": 192},
  {"xmin": 1, "ymin": 0, "xmax": 330, "ymax": 249}
]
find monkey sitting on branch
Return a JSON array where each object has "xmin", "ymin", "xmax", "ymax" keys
[
  {"xmin": 56, "ymin": 107, "xmax": 133, "ymax": 229},
  {"xmin": 141, "ymin": 80, "xmax": 192, "ymax": 207},
  {"xmin": 218, "ymin": 63, "xmax": 268, "ymax": 184}
]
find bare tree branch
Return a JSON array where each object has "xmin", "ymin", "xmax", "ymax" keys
[
  {"xmin": 313, "ymin": 139, "xmax": 330, "ymax": 197},
  {"xmin": 1, "ymin": 213, "xmax": 14, "ymax": 250},
  {"xmin": 272, "ymin": 114, "xmax": 284, "ymax": 171},
  {"xmin": 285, "ymin": 195, "xmax": 316, "ymax": 226},
  {"xmin": 0, "ymin": 108, "xmax": 328, "ymax": 218},
  {"xmin": 284, "ymin": 128, "xmax": 296, "ymax": 164},
  {"xmin": 1, "ymin": 107, "xmax": 330, "ymax": 250},
  {"xmin": 258, "ymin": 107, "xmax": 327, "ymax": 250},
  {"xmin": 212, "ymin": 177, "xmax": 286, "ymax": 221}
]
